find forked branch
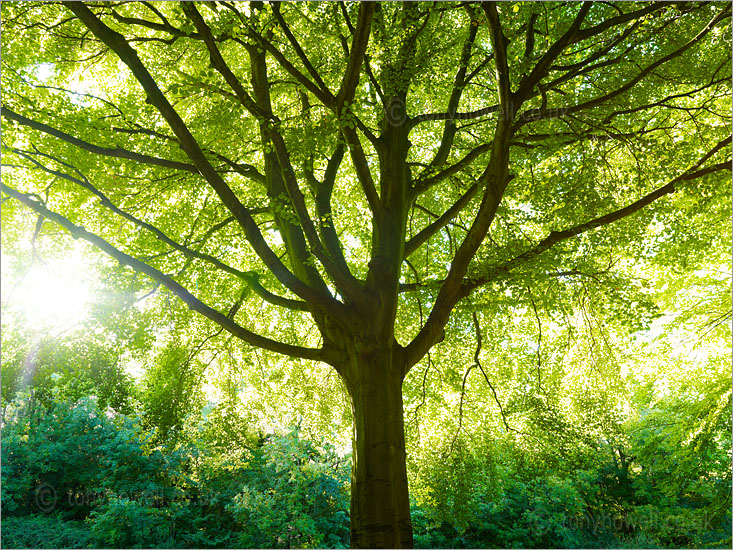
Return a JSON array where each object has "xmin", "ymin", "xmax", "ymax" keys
[
  {"xmin": 465, "ymin": 137, "xmax": 732, "ymax": 292},
  {"xmin": 65, "ymin": 1, "xmax": 342, "ymax": 315},
  {"xmin": 1, "ymin": 182, "xmax": 323, "ymax": 362}
]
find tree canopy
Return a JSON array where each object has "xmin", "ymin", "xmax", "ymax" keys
[{"xmin": 1, "ymin": 1, "xmax": 731, "ymax": 548}]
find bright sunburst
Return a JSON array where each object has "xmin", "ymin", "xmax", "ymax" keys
[{"xmin": 4, "ymin": 254, "xmax": 92, "ymax": 328}]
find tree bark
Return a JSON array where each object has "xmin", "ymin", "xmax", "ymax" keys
[{"xmin": 341, "ymin": 344, "xmax": 413, "ymax": 548}]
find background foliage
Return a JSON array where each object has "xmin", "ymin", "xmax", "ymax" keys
[{"xmin": 1, "ymin": 269, "xmax": 730, "ymax": 548}]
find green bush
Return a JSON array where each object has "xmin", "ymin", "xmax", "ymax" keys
[
  {"xmin": 2, "ymin": 396, "xmax": 355, "ymax": 548},
  {"xmin": 87, "ymin": 497, "xmax": 175, "ymax": 548},
  {"xmin": 1, "ymin": 396, "xmax": 181, "ymax": 520},
  {"xmin": 1, "ymin": 514, "xmax": 92, "ymax": 549},
  {"xmin": 227, "ymin": 428, "xmax": 350, "ymax": 548},
  {"xmin": 413, "ymin": 475, "xmax": 589, "ymax": 549}
]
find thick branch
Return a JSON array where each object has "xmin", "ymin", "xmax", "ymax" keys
[
  {"xmin": 331, "ymin": 4, "xmax": 380, "ymax": 216},
  {"xmin": 185, "ymin": 2, "xmax": 342, "ymax": 298},
  {"xmin": 412, "ymin": 143, "xmax": 492, "ymax": 197},
  {"xmin": 9, "ymin": 146, "xmax": 308, "ymax": 312},
  {"xmin": 483, "ymin": 3, "xmax": 512, "ymax": 114},
  {"xmin": 422, "ymin": 9, "xmax": 480, "ymax": 171},
  {"xmin": 247, "ymin": 34, "xmax": 367, "ymax": 302},
  {"xmin": 409, "ymin": 104, "xmax": 499, "ymax": 127},
  {"xmin": 310, "ymin": 144, "xmax": 353, "ymax": 276},
  {"xmin": 247, "ymin": 28, "xmax": 334, "ymax": 107},
  {"xmin": 515, "ymin": 2, "xmax": 593, "ymax": 105},
  {"xmin": 342, "ymin": 126, "xmax": 380, "ymax": 212},
  {"xmin": 185, "ymin": 2, "xmax": 336, "ymax": 294},
  {"xmin": 1, "ymin": 182, "xmax": 322, "ymax": 362},
  {"xmin": 65, "ymin": 2, "xmax": 339, "ymax": 313},
  {"xmin": 336, "ymin": 2, "xmax": 375, "ymax": 109},
  {"xmin": 180, "ymin": 3, "xmax": 262, "ymax": 117},
  {"xmin": 271, "ymin": 3, "xmax": 331, "ymax": 95},
  {"xmin": 109, "ymin": 5, "xmax": 190, "ymax": 39},
  {"xmin": 465, "ymin": 138, "xmax": 732, "ymax": 292},
  {"xmin": 517, "ymin": 7, "xmax": 731, "ymax": 128},
  {"xmin": 2, "ymin": 107, "xmax": 197, "ymax": 173}
]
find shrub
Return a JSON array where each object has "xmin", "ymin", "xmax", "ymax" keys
[
  {"xmin": 1, "ymin": 514, "xmax": 92, "ymax": 549},
  {"xmin": 227, "ymin": 428, "xmax": 350, "ymax": 548},
  {"xmin": 87, "ymin": 497, "xmax": 175, "ymax": 548}
]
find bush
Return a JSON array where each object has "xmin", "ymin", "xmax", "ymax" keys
[
  {"xmin": 1, "ymin": 514, "xmax": 92, "ymax": 549},
  {"xmin": 2, "ymin": 396, "xmax": 356, "ymax": 549},
  {"xmin": 1, "ymin": 396, "xmax": 181, "ymax": 520},
  {"xmin": 227, "ymin": 428, "xmax": 350, "ymax": 548},
  {"xmin": 87, "ymin": 497, "xmax": 175, "ymax": 548}
]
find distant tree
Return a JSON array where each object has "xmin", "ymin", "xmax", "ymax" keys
[{"xmin": 2, "ymin": 2, "xmax": 730, "ymax": 546}]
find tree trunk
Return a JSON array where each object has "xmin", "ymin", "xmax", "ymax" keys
[{"xmin": 343, "ymin": 349, "xmax": 413, "ymax": 548}]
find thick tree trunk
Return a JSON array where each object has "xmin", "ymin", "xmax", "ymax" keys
[{"xmin": 343, "ymin": 350, "xmax": 413, "ymax": 548}]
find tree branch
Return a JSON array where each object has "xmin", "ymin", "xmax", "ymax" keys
[
  {"xmin": 419, "ymin": 8, "xmax": 480, "ymax": 172},
  {"xmin": 2, "ymin": 107, "xmax": 197, "ymax": 173},
  {"xmin": 405, "ymin": 152, "xmax": 513, "ymax": 369},
  {"xmin": 309, "ymin": 144, "xmax": 353, "ymax": 276},
  {"xmin": 246, "ymin": 27, "xmax": 335, "ymax": 107},
  {"xmin": 515, "ymin": 2, "xmax": 593, "ymax": 105},
  {"xmin": 342, "ymin": 125, "xmax": 380, "ymax": 213},
  {"xmin": 183, "ymin": 3, "xmax": 345, "ymax": 298},
  {"xmin": 409, "ymin": 105, "xmax": 499, "ymax": 128},
  {"xmin": 1, "ymin": 182, "xmax": 322, "ymax": 362},
  {"xmin": 245, "ymin": 28, "xmax": 367, "ymax": 303},
  {"xmin": 8, "ymin": 145, "xmax": 309, "ymax": 312},
  {"xmin": 179, "ymin": 3, "xmax": 263, "ymax": 118},
  {"xmin": 471, "ymin": 312, "xmax": 521, "ymax": 435},
  {"xmin": 465, "ymin": 137, "xmax": 732, "ymax": 292},
  {"xmin": 516, "ymin": 7, "xmax": 731, "ymax": 128},
  {"xmin": 483, "ymin": 3, "xmax": 512, "ymax": 115},
  {"xmin": 405, "ymin": 4, "xmax": 519, "ymax": 369},
  {"xmin": 335, "ymin": 2, "xmax": 375, "ymax": 109},
  {"xmin": 65, "ymin": 1, "xmax": 340, "ymax": 313},
  {"xmin": 572, "ymin": 2, "xmax": 672, "ymax": 44},
  {"xmin": 271, "ymin": 3, "xmax": 331, "ymax": 95},
  {"xmin": 404, "ymin": 184, "xmax": 478, "ymax": 258},
  {"xmin": 110, "ymin": 121, "xmax": 267, "ymax": 185},
  {"xmin": 412, "ymin": 143, "xmax": 492, "ymax": 197}
]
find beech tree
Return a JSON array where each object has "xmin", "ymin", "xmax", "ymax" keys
[{"xmin": 2, "ymin": 1, "xmax": 730, "ymax": 547}]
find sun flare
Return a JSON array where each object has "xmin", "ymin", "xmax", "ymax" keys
[{"xmin": 5, "ymin": 256, "xmax": 92, "ymax": 328}]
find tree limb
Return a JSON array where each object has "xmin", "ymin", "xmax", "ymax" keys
[
  {"xmin": 483, "ymin": 3, "xmax": 512, "ymax": 116},
  {"xmin": 405, "ymin": 184, "xmax": 478, "ymax": 258},
  {"xmin": 515, "ymin": 2, "xmax": 593, "ymax": 105},
  {"xmin": 420, "ymin": 7, "xmax": 480, "ymax": 172},
  {"xmin": 516, "ymin": 7, "xmax": 731, "ymax": 129},
  {"xmin": 65, "ymin": 2, "xmax": 341, "ymax": 314},
  {"xmin": 2, "ymin": 107, "xmax": 197, "ymax": 173},
  {"xmin": 246, "ymin": 28, "xmax": 368, "ymax": 303},
  {"xmin": 412, "ymin": 143, "xmax": 493, "ymax": 197},
  {"xmin": 336, "ymin": 2, "xmax": 374, "ymax": 109},
  {"xmin": 405, "ymin": 3, "xmax": 518, "ymax": 369},
  {"xmin": 271, "ymin": 3, "xmax": 331, "ymax": 95},
  {"xmin": 1, "ymin": 182, "xmax": 323, "ymax": 362},
  {"xmin": 342, "ymin": 125, "xmax": 380, "ymax": 213},
  {"xmin": 7, "ymin": 145, "xmax": 309, "ymax": 312},
  {"xmin": 465, "ymin": 137, "xmax": 732, "ymax": 292}
]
